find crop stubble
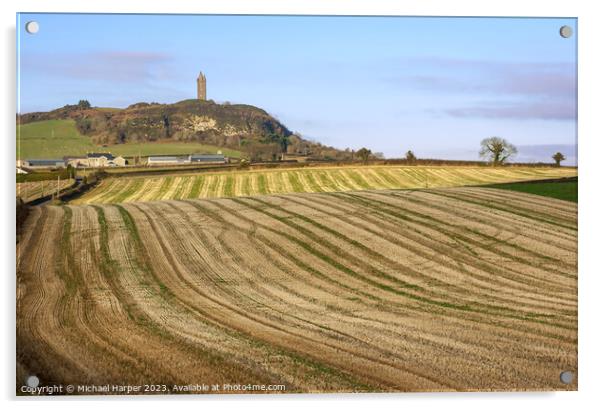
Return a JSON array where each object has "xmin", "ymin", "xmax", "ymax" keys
[
  {"xmin": 17, "ymin": 187, "xmax": 577, "ymax": 393},
  {"xmin": 72, "ymin": 166, "xmax": 577, "ymax": 204}
]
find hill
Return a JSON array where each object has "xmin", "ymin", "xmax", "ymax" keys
[
  {"xmin": 17, "ymin": 119, "xmax": 243, "ymax": 159},
  {"xmin": 18, "ymin": 99, "xmax": 344, "ymax": 161}
]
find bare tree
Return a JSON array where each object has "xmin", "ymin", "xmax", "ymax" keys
[
  {"xmin": 479, "ymin": 137, "xmax": 517, "ymax": 166},
  {"xmin": 552, "ymin": 152, "xmax": 566, "ymax": 167}
]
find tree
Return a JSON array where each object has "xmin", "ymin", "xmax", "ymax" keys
[
  {"xmin": 77, "ymin": 100, "xmax": 91, "ymax": 109},
  {"xmin": 246, "ymin": 141, "xmax": 281, "ymax": 162},
  {"xmin": 356, "ymin": 147, "xmax": 372, "ymax": 164},
  {"xmin": 75, "ymin": 117, "xmax": 93, "ymax": 134},
  {"xmin": 479, "ymin": 137, "xmax": 517, "ymax": 166},
  {"xmin": 405, "ymin": 150, "xmax": 417, "ymax": 163},
  {"xmin": 552, "ymin": 152, "xmax": 566, "ymax": 167},
  {"xmin": 263, "ymin": 133, "xmax": 289, "ymax": 153}
]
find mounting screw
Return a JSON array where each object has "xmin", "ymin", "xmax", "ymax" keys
[
  {"xmin": 560, "ymin": 370, "xmax": 574, "ymax": 384},
  {"xmin": 559, "ymin": 25, "xmax": 573, "ymax": 38},
  {"xmin": 26, "ymin": 375, "xmax": 39, "ymax": 388},
  {"xmin": 25, "ymin": 21, "xmax": 39, "ymax": 34}
]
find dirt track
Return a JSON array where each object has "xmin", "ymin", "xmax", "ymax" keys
[{"xmin": 17, "ymin": 187, "xmax": 577, "ymax": 393}]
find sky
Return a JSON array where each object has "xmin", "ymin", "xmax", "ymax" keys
[{"xmin": 17, "ymin": 14, "xmax": 577, "ymax": 164}]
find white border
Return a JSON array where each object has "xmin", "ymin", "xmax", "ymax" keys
[{"xmin": 2, "ymin": 1, "xmax": 601, "ymax": 408}]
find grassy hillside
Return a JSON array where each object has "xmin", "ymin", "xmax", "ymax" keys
[
  {"xmin": 72, "ymin": 165, "xmax": 577, "ymax": 204},
  {"xmin": 17, "ymin": 119, "xmax": 96, "ymax": 159},
  {"xmin": 486, "ymin": 178, "xmax": 577, "ymax": 202},
  {"xmin": 17, "ymin": 119, "xmax": 243, "ymax": 159}
]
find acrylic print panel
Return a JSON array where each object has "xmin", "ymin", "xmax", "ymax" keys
[{"xmin": 16, "ymin": 13, "xmax": 577, "ymax": 395}]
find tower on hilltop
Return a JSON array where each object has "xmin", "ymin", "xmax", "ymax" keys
[{"xmin": 197, "ymin": 71, "xmax": 207, "ymax": 101}]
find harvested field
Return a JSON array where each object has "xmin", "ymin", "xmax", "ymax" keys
[
  {"xmin": 71, "ymin": 165, "xmax": 577, "ymax": 204},
  {"xmin": 17, "ymin": 187, "xmax": 577, "ymax": 393},
  {"xmin": 17, "ymin": 179, "xmax": 74, "ymax": 203}
]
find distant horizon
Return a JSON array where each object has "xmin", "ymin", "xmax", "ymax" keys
[
  {"xmin": 17, "ymin": 98, "xmax": 578, "ymax": 165},
  {"xmin": 17, "ymin": 14, "xmax": 577, "ymax": 165}
]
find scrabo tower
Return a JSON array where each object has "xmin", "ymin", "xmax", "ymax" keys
[{"xmin": 197, "ymin": 71, "xmax": 207, "ymax": 100}]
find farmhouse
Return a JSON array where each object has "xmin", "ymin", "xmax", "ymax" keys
[
  {"xmin": 86, "ymin": 153, "xmax": 115, "ymax": 167},
  {"xmin": 85, "ymin": 153, "xmax": 127, "ymax": 167}
]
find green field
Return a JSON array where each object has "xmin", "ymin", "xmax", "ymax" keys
[
  {"xmin": 17, "ymin": 119, "xmax": 243, "ymax": 159},
  {"xmin": 486, "ymin": 178, "xmax": 577, "ymax": 202},
  {"xmin": 17, "ymin": 119, "xmax": 96, "ymax": 159}
]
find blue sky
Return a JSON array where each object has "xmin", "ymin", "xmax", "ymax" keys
[{"xmin": 17, "ymin": 14, "xmax": 577, "ymax": 164}]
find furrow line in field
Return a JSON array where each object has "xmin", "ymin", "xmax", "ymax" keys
[
  {"xmin": 399, "ymin": 190, "xmax": 577, "ymax": 251},
  {"xmin": 205, "ymin": 197, "xmax": 576, "ymax": 342},
  {"xmin": 100, "ymin": 204, "xmax": 295, "ymax": 387},
  {"xmin": 203, "ymin": 198, "xmax": 576, "ymax": 372},
  {"xmin": 162, "ymin": 201, "xmax": 468, "ymax": 372},
  {"xmin": 424, "ymin": 190, "xmax": 576, "ymax": 231},
  {"xmin": 450, "ymin": 187, "xmax": 577, "ymax": 219},
  {"xmin": 355, "ymin": 191, "xmax": 576, "ymax": 278},
  {"xmin": 17, "ymin": 206, "xmax": 92, "ymax": 385},
  {"xmin": 187, "ymin": 175, "xmax": 205, "ymax": 199},
  {"xmin": 329, "ymin": 191, "xmax": 576, "ymax": 300},
  {"xmin": 249, "ymin": 195, "xmax": 576, "ymax": 317},
  {"xmin": 387, "ymin": 190, "xmax": 577, "ymax": 271},
  {"xmin": 280, "ymin": 194, "xmax": 576, "ymax": 311},
  {"xmin": 129, "ymin": 201, "xmax": 438, "ymax": 391},
  {"xmin": 229, "ymin": 196, "xmax": 575, "ymax": 331},
  {"xmin": 76, "ymin": 179, "xmax": 115, "ymax": 204}
]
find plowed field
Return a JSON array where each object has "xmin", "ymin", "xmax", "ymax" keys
[{"xmin": 17, "ymin": 187, "xmax": 577, "ymax": 393}]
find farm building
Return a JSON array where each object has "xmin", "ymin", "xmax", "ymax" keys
[
  {"xmin": 24, "ymin": 159, "xmax": 66, "ymax": 169},
  {"xmin": 85, "ymin": 153, "xmax": 127, "ymax": 167},
  {"xmin": 111, "ymin": 156, "xmax": 127, "ymax": 167},
  {"xmin": 64, "ymin": 156, "xmax": 88, "ymax": 168},
  {"xmin": 147, "ymin": 155, "xmax": 191, "ymax": 166},
  {"xmin": 190, "ymin": 154, "xmax": 227, "ymax": 164},
  {"xmin": 146, "ymin": 154, "xmax": 227, "ymax": 166},
  {"xmin": 86, "ymin": 153, "xmax": 115, "ymax": 167}
]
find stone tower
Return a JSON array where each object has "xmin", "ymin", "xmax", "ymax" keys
[{"xmin": 197, "ymin": 71, "xmax": 207, "ymax": 101}]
